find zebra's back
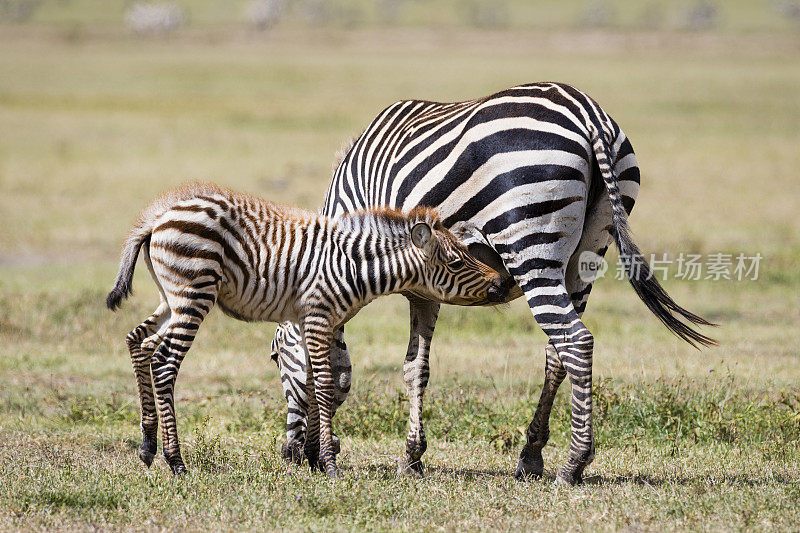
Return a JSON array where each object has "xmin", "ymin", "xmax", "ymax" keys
[{"xmin": 325, "ymin": 82, "xmax": 637, "ymax": 229}]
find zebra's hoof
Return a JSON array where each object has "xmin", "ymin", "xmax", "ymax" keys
[
  {"xmin": 555, "ymin": 455, "xmax": 590, "ymax": 486},
  {"xmin": 514, "ymin": 455, "xmax": 543, "ymax": 481},
  {"xmin": 281, "ymin": 439, "xmax": 306, "ymax": 465},
  {"xmin": 168, "ymin": 461, "xmax": 188, "ymax": 475},
  {"xmin": 138, "ymin": 439, "xmax": 157, "ymax": 468},
  {"xmin": 397, "ymin": 456, "xmax": 425, "ymax": 478},
  {"xmin": 299, "ymin": 434, "xmax": 340, "ymax": 460},
  {"xmin": 139, "ymin": 448, "xmax": 155, "ymax": 468},
  {"xmin": 554, "ymin": 466, "xmax": 583, "ymax": 486},
  {"xmin": 324, "ymin": 463, "xmax": 340, "ymax": 479},
  {"xmin": 553, "ymin": 474, "xmax": 575, "ymax": 486},
  {"xmin": 306, "ymin": 454, "xmax": 323, "ymax": 473}
]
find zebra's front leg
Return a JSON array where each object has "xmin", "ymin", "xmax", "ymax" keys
[
  {"xmin": 300, "ymin": 327, "xmax": 349, "ymax": 468},
  {"xmin": 329, "ymin": 326, "xmax": 351, "ymax": 456},
  {"xmin": 272, "ymin": 322, "xmax": 348, "ymax": 465},
  {"xmin": 280, "ymin": 380, "xmax": 309, "ymax": 465},
  {"xmin": 302, "ymin": 319, "xmax": 339, "ymax": 478},
  {"xmin": 302, "ymin": 363, "xmax": 321, "ymax": 471},
  {"xmin": 125, "ymin": 302, "xmax": 169, "ymax": 468},
  {"xmin": 398, "ymin": 298, "xmax": 439, "ymax": 477},
  {"xmin": 515, "ymin": 342, "xmax": 566, "ymax": 480}
]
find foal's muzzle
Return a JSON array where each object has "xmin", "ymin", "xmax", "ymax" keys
[
  {"xmin": 486, "ymin": 281, "xmax": 508, "ymax": 303},
  {"xmin": 486, "ymin": 275, "xmax": 517, "ymax": 303}
]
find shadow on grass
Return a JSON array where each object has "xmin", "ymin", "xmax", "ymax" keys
[
  {"xmin": 581, "ymin": 473, "xmax": 799, "ymax": 488},
  {"xmin": 362, "ymin": 462, "xmax": 797, "ymax": 488},
  {"xmin": 362, "ymin": 462, "xmax": 513, "ymax": 481},
  {"xmin": 425, "ymin": 464, "xmax": 511, "ymax": 479}
]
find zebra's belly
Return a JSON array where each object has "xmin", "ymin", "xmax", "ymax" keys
[{"xmin": 216, "ymin": 278, "xmax": 299, "ymax": 324}]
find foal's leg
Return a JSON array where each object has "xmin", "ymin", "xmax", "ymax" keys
[
  {"xmin": 273, "ymin": 323, "xmax": 349, "ymax": 464},
  {"xmin": 302, "ymin": 360, "xmax": 321, "ymax": 471},
  {"xmin": 301, "ymin": 318, "xmax": 338, "ymax": 477},
  {"xmin": 399, "ymin": 298, "xmax": 440, "ymax": 477},
  {"xmin": 126, "ymin": 301, "xmax": 170, "ymax": 467},
  {"xmin": 151, "ymin": 301, "xmax": 213, "ymax": 475},
  {"xmin": 309, "ymin": 327, "xmax": 351, "ymax": 460}
]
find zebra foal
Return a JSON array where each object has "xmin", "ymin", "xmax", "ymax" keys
[{"xmin": 106, "ymin": 182, "xmax": 505, "ymax": 477}]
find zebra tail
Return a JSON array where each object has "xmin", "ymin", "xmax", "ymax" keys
[
  {"xmin": 106, "ymin": 225, "xmax": 151, "ymax": 311},
  {"xmin": 588, "ymin": 124, "xmax": 718, "ymax": 348}
]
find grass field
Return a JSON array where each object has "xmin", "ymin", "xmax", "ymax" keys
[{"xmin": 1, "ymin": 19, "xmax": 799, "ymax": 531}]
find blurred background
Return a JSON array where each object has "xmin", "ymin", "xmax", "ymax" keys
[
  {"xmin": 4, "ymin": 0, "xmax": 800, "ymax": 32},
  {"xmin": 0, "ymin": 2, "xmax": 799, "ymax": 527},
  {"xmin": 1, "ymin": 0, "xmax": 798, "ymax": 260}
]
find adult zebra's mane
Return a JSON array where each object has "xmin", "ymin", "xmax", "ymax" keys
[{"xmin": 331, "ymin": 137, "xmax": 356, "ymax": 172}]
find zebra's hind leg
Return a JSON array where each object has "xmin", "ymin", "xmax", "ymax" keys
[
  {"xmin": 515, "ymin": 275, "xmax": 602, "ymax": 481},
  {"xmin": 552, "ymin": 317, "xmax": 595, "ymax": 486},
  {"xmin": 515, "ymin": 342, "xmax": 566, "ymax": 480},
  {"xmin": 125, "ymin": 302, "xmax": 170, "ymax": 468},
  {"xmin": 398, "ymin": 298, "xmax": 439, "ymax": 477},
  {"xmin": 516, "ymin": 253, "xmax": 611, "ymax": 481},
  {"xmin": 520, "ymin": 276, "xmax": 596, "ymax": 486},
  {"xmin": 515, "ymin": 166, "xmax": 621, "ymax": 482},
  {"xmin": 151, "ymin": 305, "xmax": 211, "ymax": 475}
]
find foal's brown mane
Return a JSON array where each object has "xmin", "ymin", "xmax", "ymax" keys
[{"xmin": 339, "ymin": 205, "xmax": 445, "ymax": 234}]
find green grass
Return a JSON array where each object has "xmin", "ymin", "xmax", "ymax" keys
[{"xmin": 1, "ymin": 22, "xmax": 799, "ymax": 531}]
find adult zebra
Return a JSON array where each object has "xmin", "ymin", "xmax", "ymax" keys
[{"xmin": 270, "ymin": 82, "xmax": 716, "ymax": 485}]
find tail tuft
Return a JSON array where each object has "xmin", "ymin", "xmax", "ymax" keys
[
  {"xmin": 106, "ymin": 232, "xmax": 149, "ymax": 312},
  {"xmin": 615, "ymin": 224, "xmax": 718, "ymax": 349},
  {"xmin": 106, "ymin": 285, "xmax": 130, "ymax": 312}
]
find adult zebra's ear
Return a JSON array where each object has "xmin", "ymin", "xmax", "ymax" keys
[{"xmin": 411, "ymin": 222, "xmax": 433, "ymax": 249}]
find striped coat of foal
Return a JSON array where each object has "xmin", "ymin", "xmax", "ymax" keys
[{"xmin": 106, "ymin": 182, "xmax": 504, "ymax": 477}]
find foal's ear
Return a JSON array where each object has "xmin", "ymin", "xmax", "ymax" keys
[{"xmin": 411, "ymin": 222, "xmax": 433, "ymax": 248}]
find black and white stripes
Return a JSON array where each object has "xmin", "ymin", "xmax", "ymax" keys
[
  {"xmin": 107, "ymin": 182, "xmax": 504, "ymax": 476},
  {"xmin": 271, "ymin": 82, "xmax": 715, "ymax": 484}
]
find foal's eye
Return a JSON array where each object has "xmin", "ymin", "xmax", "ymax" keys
[{"xmin": 448, "ymin": 259, "xmax": 464, "ymax": 269}]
